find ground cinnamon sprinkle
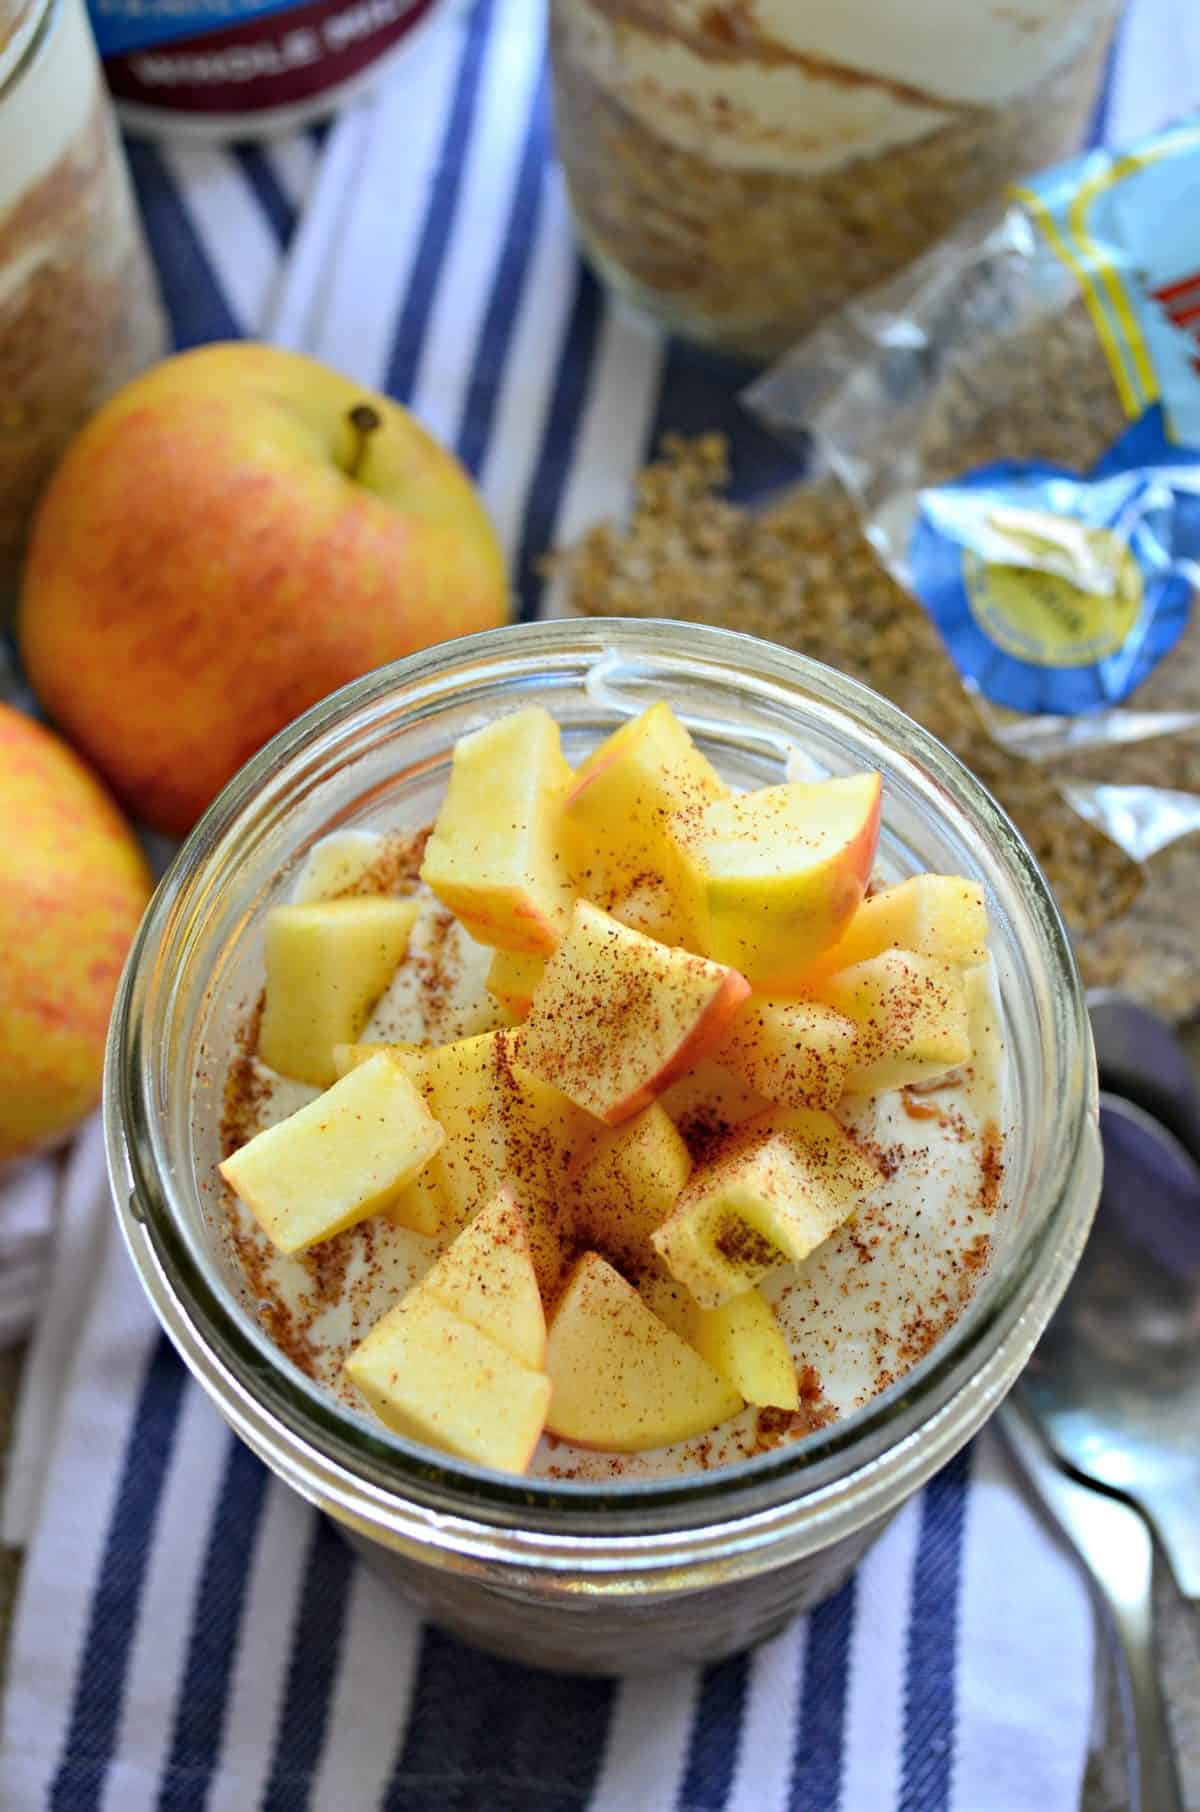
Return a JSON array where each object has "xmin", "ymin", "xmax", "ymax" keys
[
  {"xmin": 408, "ymin": 906, "xmax": 460, "ymax": 1034},
  {"xmin": 219, "ymin": 992, "xmax": 268, "ymax": 1160},
  {"xmin": 961, "ymin": 1233, "xmax": 992, "ymax": 1273},
  {"xmin": 977, "ymin": 1121, "xmax": 1005, "ymax": 1215},
  {"xmin": 676, "ymin": 1107, "xmax": 741, "ymax": 1165},
  {"xmin": 714, "ymin": 1217, "xmax": 779, "ymax": 1271},
  {"xmin": 300, "ymin": 1223, "xmax": 354, "ymax": 1311},
  {"xmin": 852, "ymin": 1136, "xmax": 903, "ymax": 1181},
  {"xmin": 754, "ymin": 1367, "xmax": 836, "ymax": 1448},
  {"xmin": 213, "ymin": 798, "xmax": 1008, "ymax": 1472},
  {"xmin": 319, "ymin": 827, "xmax": 430, "ymax": 899},
  {"xmin": 901, "ymin": 1088, "xmax": 970, "ymax": 1142}
]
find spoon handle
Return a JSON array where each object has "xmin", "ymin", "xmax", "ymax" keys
[{"xmin": 1000, "ymin": 1399, "xmax": 1185, "ymax": 1812}]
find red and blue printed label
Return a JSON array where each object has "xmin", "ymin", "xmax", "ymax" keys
[
  {"xmin": 91, "ymin": 0, "xmax": 441, "ymax": 114},
  {"xmin": 907, "ymin": 118, "xmax": 1200, "ymax": 715}
]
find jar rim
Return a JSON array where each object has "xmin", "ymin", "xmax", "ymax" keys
[
  {"xmin": 105, "ymin": 618, "xmax": 1100, "ymax": 1568},
  {"xmin": 0, "ymin": 0, "xmax": 59, "ymax": 98}
]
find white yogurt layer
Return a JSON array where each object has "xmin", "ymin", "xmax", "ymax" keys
[
  {"xmin": 217, "ymin": 833, "xmax": 1008, "ymax": 1482},
  {"xmin": 558, "ymin": 0, "xmax": 1112, "ymax": 173},
  {"xmin": 0, "ymin": 0, "xmax": 99, "ymax": 225}
]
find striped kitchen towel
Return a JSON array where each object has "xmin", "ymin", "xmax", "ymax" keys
[
  {"xmin": 2, "ymin": 1131, "xmax": 1097, "ymax": 1811},
  {"xmin": 2, "ymin": 0, "xmax": 1197, "ymax": 1803}
]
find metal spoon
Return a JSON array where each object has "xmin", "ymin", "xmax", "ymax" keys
[
  {"xmin": 999, "ymin": 1052, "xmax": 1200, "ymax": 1812},
  {"xmin": 1001, "ymin": 1392, "xmax": 1183, "ymax": 1812},
  {"xmin": 1020, "ymin": 1088, "xmax": 1200, "ymax": 1595},
  {"xmin": 1087, "ymin": 991, "xmax": 1200, "ymax": 1170}
]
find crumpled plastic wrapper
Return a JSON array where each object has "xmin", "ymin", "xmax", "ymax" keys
[
  {"xmin": 556, "ymin": 427, "xmax": 1200, "ymax": 1021},
  {"xmin": 746, "ymin": 125, "xmax": 1200, "ymax": 880},
  {"xmin": 757, "ymin": 191, "xmax": 1200, "ymax": 848}
]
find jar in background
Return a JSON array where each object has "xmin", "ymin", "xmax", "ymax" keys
[
  {"xmin": 549, "ymin": 0, "xmax": 1122, "ymax": 362},
  {"xmin": 90, "ymin": 0, "xmax": 453, "ymax": 141},
  {"xmin": 0, "ymin": 0, "xmax": 165, "ymax": 610},
  {"xmin": 106, "ymin": 619, "xmax": 1101, "ymax": 1673}
]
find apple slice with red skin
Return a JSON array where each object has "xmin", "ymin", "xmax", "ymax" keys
[
  {"xmin": 419, "ymin": 706, "xmax": 575, "ymax": 955},
  {"xmin": 516, "ymin": 901, "xmax": 751, "ymax": 1126},
  {"xmin": 666, "ymin": 773, "xmax": 882, "ymax": 991},
  {"xmin": 562, "ymin": 702, "xmax": 723, "ymax": 932},
  {"xmin": 800, "ymin": 873, "xmax": 988, "ymax": 987}
]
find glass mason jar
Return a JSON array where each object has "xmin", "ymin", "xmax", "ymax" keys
[
  {"xmin": 549, "ymin": 0, "xmax": 1122, "ymax": 361},
  {"xmin": 0, "ymin": 0, "xmax": 166, "ymax": 610},
  {"xmin": 105, "ymin": 619, "xmax": 1100, "ymax": 1674}
]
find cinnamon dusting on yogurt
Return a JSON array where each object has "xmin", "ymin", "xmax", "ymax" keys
[{"xmin": 212, "ymin": 829, "xmax": 1009, "ymax": 1483}]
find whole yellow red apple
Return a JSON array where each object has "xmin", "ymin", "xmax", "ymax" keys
[
  {"xmin": 18, "ymin": 343, "xmax": 509, "ymax": 836},
  {"xmin": 0, "ymin": 706, "xmax": 152, "ymax": 1165}
]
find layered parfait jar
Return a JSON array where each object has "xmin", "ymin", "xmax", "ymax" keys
[
  {"xmin": 105, "ymin": 619, "xmax": 1100, "ymax": 1673},
  {"xmin": 0, "ymin": 0, "xmax": 165, "ymax": 607},
  {"xmin": 548, "ymin": 0, "xmax": 1122, "ymax": 360}
]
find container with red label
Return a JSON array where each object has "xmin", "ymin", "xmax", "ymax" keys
[{"xmin": 89, "ymin": 0, "xmax": 452, "ymax": 137}]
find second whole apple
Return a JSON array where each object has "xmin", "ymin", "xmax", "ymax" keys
[
  {"xmin": 0, "ymin": 706, "xmax": 152, "ymax": 1165},
  {"xmin": 18, "ymin": 343, "xmax": 509, "ymax": 836}
]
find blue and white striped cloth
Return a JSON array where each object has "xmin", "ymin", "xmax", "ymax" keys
[{"xmin": 2, "ymin": 0, "xmax": 1197, "ymax": 1804}]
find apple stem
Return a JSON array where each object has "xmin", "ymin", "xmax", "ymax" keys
[{"xmin": 345, "ymin": 403, "xmax": 382, "ymax": 479}]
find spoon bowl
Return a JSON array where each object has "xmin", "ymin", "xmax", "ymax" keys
[{"xmin": 1016, "ymin": 1089, "xmax": 1200, "ymax": 1596}]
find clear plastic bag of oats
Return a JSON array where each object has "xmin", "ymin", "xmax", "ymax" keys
[{"xmin": 747, "ymin": 115, "xmax": 1200, "ymax": 867}]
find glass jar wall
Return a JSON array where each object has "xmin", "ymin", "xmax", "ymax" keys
[
  {"xmin": 549, "ymin": 0, "xmax": 1122, "ymax": 361},
  {"xmin": 105, "ymin": 620, "xmax": 1101, "ymax": 1671},
  {"xmin": 0, "ymin": 0, "xmax": 166, "ymax": 609}
]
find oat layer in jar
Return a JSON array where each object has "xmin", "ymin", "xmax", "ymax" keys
[
  {"xmin": 0, "ymin": 0, "xmax": 166, "ymax": 609},
  {"xmin": 549, "ymin": 0, "xmax": 1121, "ymax": 361}
]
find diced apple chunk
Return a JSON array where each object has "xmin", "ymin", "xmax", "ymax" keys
[
  {"xmin": 652, "ymin": 1107, "xmax": 881, "ymax": 1308},
  {"xmin": 562, "ymin": 703, "xmax": 723, "ymax": 929},
  {"xmin": 810, "ymin": 951, "xmax": 972, "ymax": 1093},
  {"xmin": 635, "ymin": 1264, "xmax": 694, "ymax": 1341},
  {"xmin": 485, "ymin": 949, "xmax": 546, "ymax": 1020},
  {"xmin": 685, "ymin": 1289, "xmax": 798, "ymax": 1410},
  {"xmin": 219, "ymin": 1053, "xmax": 444, "ymax": 1255},
  {"xmin": 637, "ymin": 1272, "xmax": 796, "ymax": 1410},
  {"xmin": 416, "ymin": 1029, "xmax": 589, "ymax": 1227},
  {"xmin": 258, "ymin": 897, "xmax": 419, "ymax": 1086},
  {"xmin": 419, "ymin": 707, "xmax": 575, "ymax": 955},
  {"xmin": 606, "ymin": 873, "xmax": 695, "ymax": 950},
  {"xmin": 291, "ymin": 830, "xmax": 385, "ymax": 903},
  {"xmin": 330, "ymin": 1044, "xmax": 448, "ymax": 1231},
  {"xmin": 420, "ymin": 1188, "xmax": 547, "ymax": 1369},
  {"xmin": 718, "ymin": 997, "xmax": 856, "ymax": 1110},
  {"xmin": 517, "ymin": 901, "xmax": 750, "ymax": 1125},
  {"xmin": 545, "ymin": 1253, "xmax": 742, "ymax": 1451},
  {"xmin": 345, "ymin": 1290, "xmax": 550, "ymax": 1473},
  {"xmin": 805, "ymin": 874, "xmax": 988, "ymax": 982},
  {"xmin": 570, "ymin": 1104, "xmax": 691, "ymax": 1267},
  {"xmin": 333, "ymin": 1040, "xmax": 424, "ymax": 1076},
  {"xmin": 657, "ymin": 1059, "xmax": 771, "ymax": 1156},
  {"xmin": 666, "ymin": 774, "xmax": 882, "ymax": 989},
  {"xmin": 393, "ymin": 1033, "xmax": 587, "ymax": 1296},
  {"xmin": 382, "ymin": 1169, "xmax": 444, "ymax": 1238}
]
